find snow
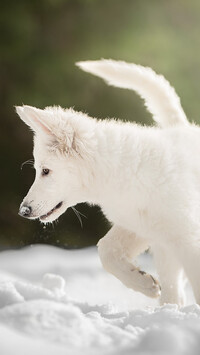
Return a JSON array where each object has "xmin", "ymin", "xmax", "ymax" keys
[{"xmin": 0, "ymin": 245, "xmax": 200, "ymax": 354}]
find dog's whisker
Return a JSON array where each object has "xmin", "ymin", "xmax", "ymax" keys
[
  {"xmin": 71, "ymin": 206, "xmax": 84, "ymax": 228},
  {"xmin": 21, "ymin": 159, "xmax": 34, "ymax": 170},
  {"xmin": 73, "ymin": 207, "xmax": 87, "ymax": 219}
]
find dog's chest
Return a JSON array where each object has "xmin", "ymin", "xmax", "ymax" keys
[{"xmin": 101, "ymin": 201, "xmax": 153, "ymax": 238}]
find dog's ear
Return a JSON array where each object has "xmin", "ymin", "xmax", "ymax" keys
[
  {"xmin": 16, "ymin": 105, "xmax": 95, "ymax": 158},
  {"xmin": 16, "ymin": 105, "xmax": 54, "ymax": 136}
]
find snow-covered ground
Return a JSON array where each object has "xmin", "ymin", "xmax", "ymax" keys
[{"xmin": 0, "ymin": 245, "xmax": 200, "ymax": 355}]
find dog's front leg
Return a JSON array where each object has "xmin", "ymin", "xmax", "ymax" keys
[
  {"xmin": 97, "ymin": 225, "xmax": 161, "ymax": 298},
  {"xmin": 152, "ymin": 245, "xmax": 185, "ymax": 306},
  {"xmin": 178, "ymin": 244, "xmax": 200, "ymax": 305}
]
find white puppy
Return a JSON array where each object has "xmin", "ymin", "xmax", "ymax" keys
[{"xmin": 16, "ymin": 60, "xmax": 199, "ymax": 306}]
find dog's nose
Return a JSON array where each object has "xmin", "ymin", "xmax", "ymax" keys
[{"xmin": 19, "ymin": 205, "xmax": 32, "ymax": 218}]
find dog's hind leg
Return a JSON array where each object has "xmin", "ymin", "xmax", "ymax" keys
[
  {"xmin": 152, "ymin": 245, "xmax": 185, "ymax": 306},
  {"xmin": 97, "ymin": 225, "xmax": 161, "ymax": 298}
]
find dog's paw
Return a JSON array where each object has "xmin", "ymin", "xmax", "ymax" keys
[{"xmin": 130, "ymin": 268, "xmax": 161, "ymax": 298}]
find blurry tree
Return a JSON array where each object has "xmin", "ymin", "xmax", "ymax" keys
[{"xmin": 1, "ymin": 0, "xmax": 200, "ymax": 249}]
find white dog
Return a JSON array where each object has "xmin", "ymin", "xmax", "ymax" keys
[{"xmin": 16, "ymin": 60, "xmax": 200, "ymax": 306}]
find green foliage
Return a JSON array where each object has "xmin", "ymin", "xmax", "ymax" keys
[{"xmin": 1, "ymin": 0, "xmax": 200, "ymax": 249}]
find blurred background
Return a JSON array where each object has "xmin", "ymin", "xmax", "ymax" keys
[{"xmin": 1, "ymin": 0, "xmax": 200, "ymax": 249}]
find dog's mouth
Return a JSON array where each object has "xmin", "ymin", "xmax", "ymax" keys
[{"xmin": 39, "ymin": 202, "xmax": 63, "ymax": 221}]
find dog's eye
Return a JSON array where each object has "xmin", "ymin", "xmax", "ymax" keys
[{"xmin": 42, "ymin": 168, "xmax": 50, "ymax": 176}]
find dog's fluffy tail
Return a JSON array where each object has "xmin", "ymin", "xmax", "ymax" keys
[{"xmin": 77, "ymin": 59, "xmax": 188, "ymax": 128}]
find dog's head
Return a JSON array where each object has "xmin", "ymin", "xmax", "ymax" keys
[{"xmin": 16, "ymin": 105, "xmax": 96, "ymax": 223}]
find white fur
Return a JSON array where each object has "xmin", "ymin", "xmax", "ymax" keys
[{"xmin": 16, "ymin": 60, "xmax": 200, "ymax": 306}]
